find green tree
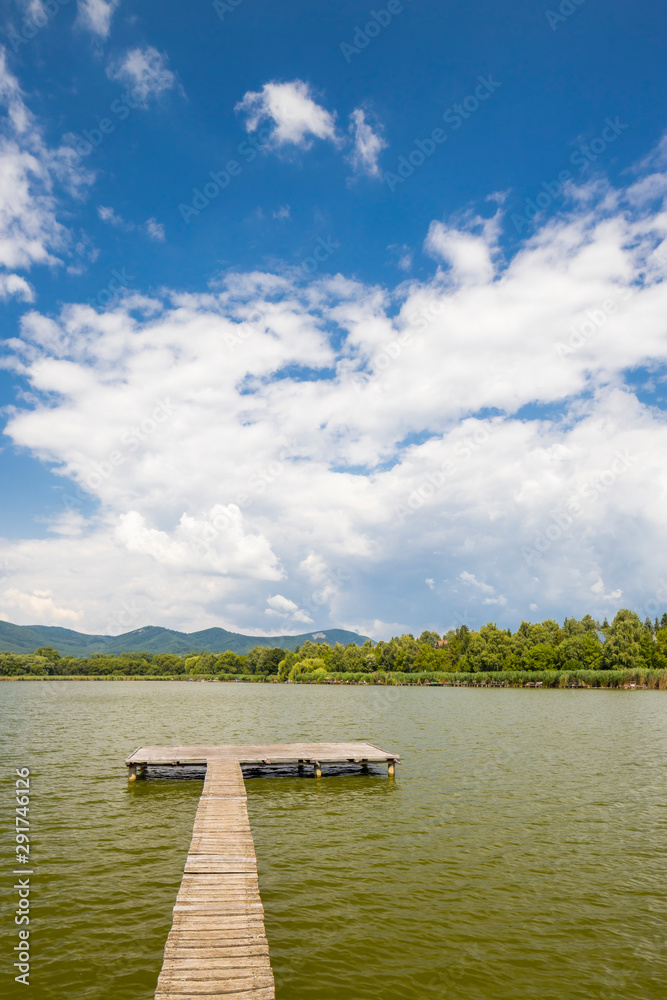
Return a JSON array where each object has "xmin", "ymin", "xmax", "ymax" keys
[
  {"xmin": 601, "ymin": 610, "xmax": 649, "ymax": 670},
  {"xmin": 215, "ymin": 651, "xmax": 245, "ymax": 673},
  {"xmin": 524, "ymin": 643, "xmax": 556, "ymax": 670},
  {"xmin": 34, "ymin": 646, "xmax": 61, "ymax": 662},
  {"xmin": 419, "ymin": 630, "xmax": 441, "ymax": 647},
  {"xmin": 464, "ymin": 623, "xmax": 515, "ymax": 671},
  {"xmin": 152, "ymin": 653, "xmax": 185, "ymax": 675},
  {"xmin": 654, "ymin": 627, "xmax": 667, "ymax": 669},
  {"xmin": 555, "ymin": 632, "xmax": 602, "ymax": 669}
]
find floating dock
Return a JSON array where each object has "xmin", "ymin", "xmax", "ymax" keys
[{"xmin": 125, "ymin": 743, "xmax": 399, "ymax": 999}]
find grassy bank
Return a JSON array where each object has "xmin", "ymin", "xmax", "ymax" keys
[
  {"xmin": 296, "ymin": 668, "xmax": 667, "ymax": 687},
  {"xmin": 2, "ymin": 668, "xmax": 667, "ymax": 687}
]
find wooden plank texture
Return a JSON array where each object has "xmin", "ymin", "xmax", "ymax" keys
[
  {"xmin": 126, "ymin": 741, "xmax": 399, "ymax": 765},
  {"xmin": 154, "ymin": 760, "xmax": 275, "ymax": 1000}
]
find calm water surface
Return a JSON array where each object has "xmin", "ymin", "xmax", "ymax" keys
[{"xmin": 1, "ymin": 682, "xmax": 666, "ymax": 1000}]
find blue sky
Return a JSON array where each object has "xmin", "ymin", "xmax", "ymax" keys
[{"xmin": 1, "ymin": 0, "xmax": 666, "ymax": 638}]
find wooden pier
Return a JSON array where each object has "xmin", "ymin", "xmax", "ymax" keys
[{"xmin": 125, "ymin": 743, "xmax": 399, "ymax": 999}]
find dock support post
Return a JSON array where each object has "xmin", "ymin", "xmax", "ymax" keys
[
  {"xmin": 313, "ymin": 761, "xmax": 322, "ymax": 778},
  {"xmin": 387, "ymin": 760, "xmax": 396, "ymax": 778},
  {"xmin": 128, "ymin": 764, "xmax": 138, "ymax": 782}
]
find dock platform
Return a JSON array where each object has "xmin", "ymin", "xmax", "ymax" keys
[{"xmin": 127, "ymin": 742, "xmax": 399, "ymax": 999}]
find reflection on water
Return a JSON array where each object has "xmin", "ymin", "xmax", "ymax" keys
[{"xmin": 1, "ymin": 682, "xmax": 666, "ymax": 1000}]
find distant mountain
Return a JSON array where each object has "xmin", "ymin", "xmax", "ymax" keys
[{"xmin": 0, "ymin": 620, "xmax": 371, "ymax": 657}]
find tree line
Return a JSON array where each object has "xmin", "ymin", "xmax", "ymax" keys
[{"xmin": 1, "ymin": 609, "xmax": 667, "ymax": 678}]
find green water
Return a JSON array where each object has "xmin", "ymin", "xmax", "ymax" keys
[{"xmin": 1, "ymin": 681, "xmax": 666, "ymax": 999}]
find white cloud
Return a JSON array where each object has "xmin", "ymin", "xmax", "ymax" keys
[
  {"xmin": 460, "ymin": 571, "xmax": 495, "ymax": 595},
  {"xmin": 116, "ymin": 506, "xmax": 282, "ymax": 579},
  {"xmin": 1, "ymin": 587, "xmax": 82, "ymax": 624},
  {"xmin": 388, "ymin": 243, "xmax": 413, "ymax": 271},
  {"xmin": 235, "ymin": 80, "xmax": 338, "ymax": 149},
  {"xmin": 424, "ymin": 213, "xmax": 499, "ymax": 285},
  {"xmin": 0, "ymin": 50, "xmax": 92, "ymax": 298},
  {"xmin": 0, "ymin": 272, "xmax": 33, "ymax": 301},
  {"xmin": 76, "ymin": 0, "xmax": 119, "ymax": 38},
  {"xmin": 97, "ymin": 206, "xmax": 165, "ymax": 241},
  {"xmin": 19, "ymin": 1, "xmax": 47, "ymax": 21},
  {"xmin": 347, "ymin": 108, "xmax": 386, "ymax": 178},
  {"xmin": 265, "ymin": 594, "xmax": 313, "ymax": 624},
  {"xmin": 273, "ymin": 205, "xmax": 291, "ymax": 220},
  {"xmin": 2, "ymin": 138, "xmax": 667, "ymax": 635},
  {"xmin": 106, "ymin": 46, "xmax": 177, "ymax": 106},
  {"xmin": 145, "ymin": 217, "xmax": 165, "ymax": 241},
  {"xmin": 98, "ymin": 204, "xmax": 131, "ymax": 229},
  {"xmin": 591, "ymin": 578, "xmax": 623, "ymax": 601}
]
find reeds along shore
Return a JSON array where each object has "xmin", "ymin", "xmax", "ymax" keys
[{"xmin": 3, "ymin": 668, "xmax": 667, "ymax": 688}]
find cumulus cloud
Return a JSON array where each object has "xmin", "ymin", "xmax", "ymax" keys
[
  {"xmin": 106, "ymin": 46, "xmax": 177, "ymax": 105},
  {"xmin": 0, "ymin": 50, "xmax": 92, "ymax": 298},
  {"xmin": 235, "ymin": 79, "xmax": 338, "ymax": 149},
  {"xmin": 76, "ymin": 0, "xmax": 119, "ymax": 38},
  {"xmin": 2, "ymin": 138, "xmax": 667, "ymax": 635},
  {"xmin": 0, "ymin": 272, "xmax": 33, "ymax": 301},
  {"xmin": 347, "ymin": 108, "xmax": 386, "ymax": 178},
  {"xmin": 265, "ymin": 594, "xmax": 313, "ymax": 624},
  {"xmin": 1, "ymin": 587, "xmax": 82, "ymax": 624},
  {"xmin": 424, "ymin": 212, "xmax": 500, "ymax": 285},
  {"xmin": 116, "ymin": 506, "xmax": 282, "ymax": 579}
]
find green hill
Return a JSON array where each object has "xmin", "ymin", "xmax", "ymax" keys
[{"xmin": 0, "ymin": 620, "xmax": 371, "ymax": 657}]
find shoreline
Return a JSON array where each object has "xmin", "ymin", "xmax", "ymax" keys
[{"xmin": 1, "ymin": 667, "xmax": 665, "ymax": 689}]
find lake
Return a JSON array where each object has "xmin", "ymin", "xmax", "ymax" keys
[{"xmin": 1, "ymin": 681, "xmax": 666, "ymax": 999}]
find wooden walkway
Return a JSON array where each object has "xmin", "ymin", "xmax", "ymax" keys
[
  {"xmin": 155, "ymin": 760, "xmax": 273, "ymax": 1000},
  {"xmin": 127, "ymin": 743, "xmax": 399, "ymax": 999}
]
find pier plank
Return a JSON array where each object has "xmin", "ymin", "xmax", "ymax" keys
[
  {"xmin": 154, "ymin": 759, "xmax": 275, "ymax": 1000},
  {"xmin": 127, "ymin": 740, "xmax": 399, "ymax": 766},
  {"xmin": 136, "ymin": 742, "xmax": 399, "ymax": 999}
]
